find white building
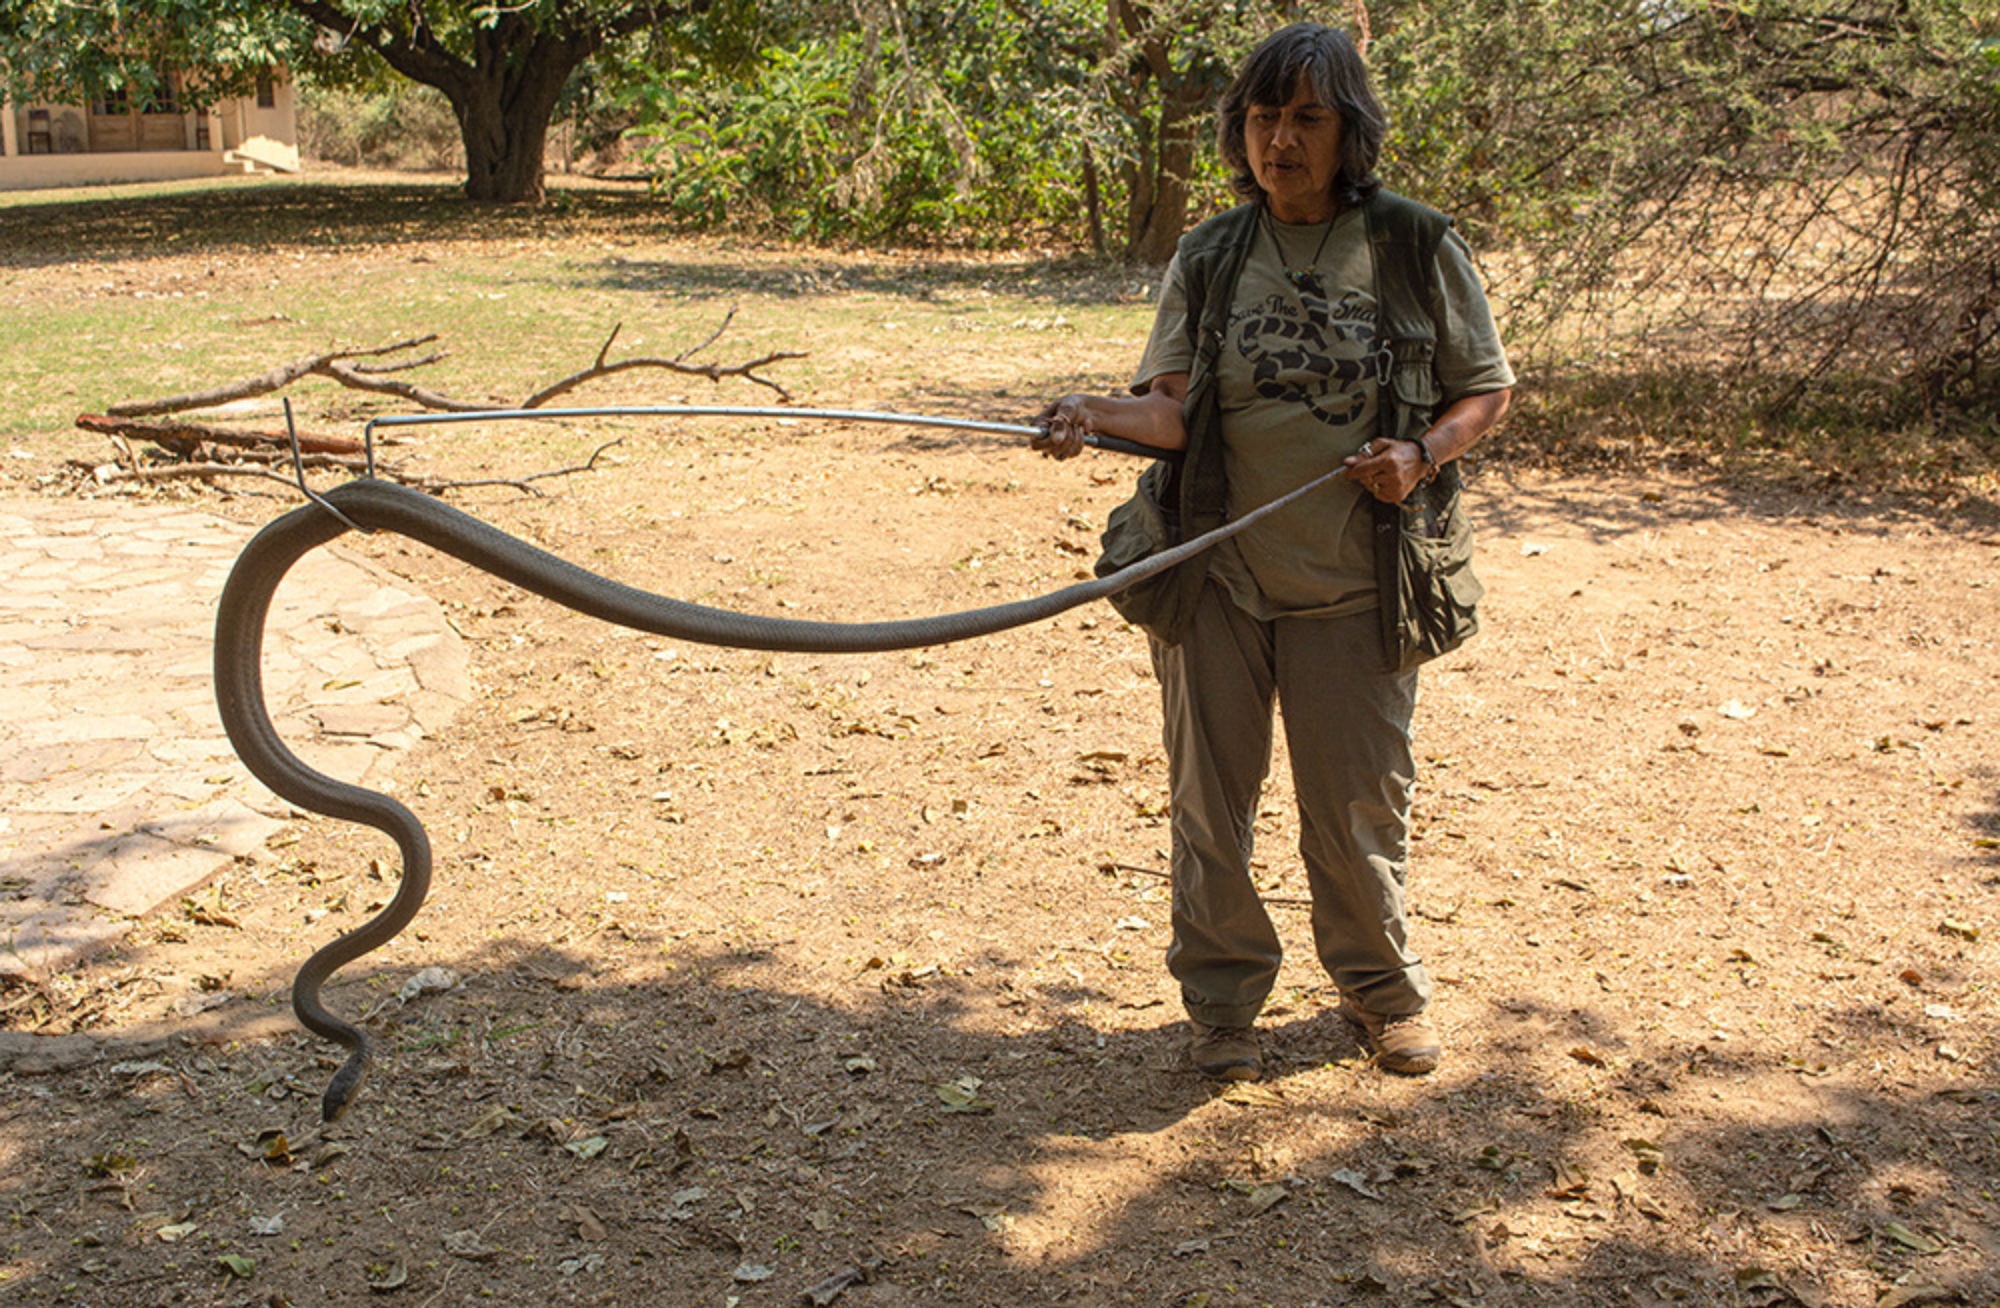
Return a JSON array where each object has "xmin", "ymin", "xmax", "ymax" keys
[{"xmin": 1, "ymin": 69, "xmax": 300, "ymax": 191}]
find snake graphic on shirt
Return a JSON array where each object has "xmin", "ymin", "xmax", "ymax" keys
[{"xmin": 1232, "ymin": 276, "xmax": 1375, "ymax": 428}]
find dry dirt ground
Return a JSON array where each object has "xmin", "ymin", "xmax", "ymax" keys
[{"xmin": 3, "ymin": 204, "xmax": 1998, "ymax": 1308}]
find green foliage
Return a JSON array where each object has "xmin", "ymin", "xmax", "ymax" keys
[
  {"xmin": 616, "ymin": 0, "xmax": 1269, "ymax": 248},
  {"xmin": 627, "ymin": 46, "xmax": 850, "ymax": 233},
  {"xmin": 0, "ymin": 0, "xmax": 304, "ymax": 104},
  {"xmin": 625, "ymin": 22, "xmax": 1033, "ymax": 242}
]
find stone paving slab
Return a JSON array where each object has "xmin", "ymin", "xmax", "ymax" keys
[{"xmin": 0, "ymin": 495, "xmax": 469, "ymax": 980}]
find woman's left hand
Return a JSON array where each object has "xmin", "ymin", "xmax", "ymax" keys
[{"xmin": 1343, "ymin": 439, "xmax": 1425, "ymax": 504}]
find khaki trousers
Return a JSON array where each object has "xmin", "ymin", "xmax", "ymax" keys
[{"xmin": 1150, "ymin": 581, "xmax": 1432, "ymax": 1027}]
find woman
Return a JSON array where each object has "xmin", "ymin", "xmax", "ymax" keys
[{"xmin": 1034, "ymin": 23, "xmax": 1512, "ymax": 1080}]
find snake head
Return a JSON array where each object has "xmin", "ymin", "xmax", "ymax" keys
[{"xmin": 320, "ymin": 1052, "xmax": 371, "ymax": 1123}]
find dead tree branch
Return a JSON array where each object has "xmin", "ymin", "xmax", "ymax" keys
[
  {"xmin": 76, "ymin": 413, "xmax": 365, "ymax": 456},
  {"xmin": 105, "ymin": 336, "xmax": 443, "ymax": 417},
  {"xmin": 675, "ymin": 308, "xmax": 739, "ymax": 363},
  {"xmin": 313, "ymin": 359, "xmax": 490, "ymax": 412},
  {"xmin": 347, "ymin": 351, "xmax": 449, "ymax": 376},
  {"xmin": 519, "ymin": 320, "xmax": 807, "ymax": 408},
  {"xmin": 105, "ymin": 313, "xmax": 801, "ymax": 422},
  {"xmin": 84, "ymin": 314, "xmax": 803, "ymax": 499}
]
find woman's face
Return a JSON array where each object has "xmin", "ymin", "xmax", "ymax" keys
[{"xmin": 1245, "ymin": 77, "xmax": 1344, "ymax": 224}]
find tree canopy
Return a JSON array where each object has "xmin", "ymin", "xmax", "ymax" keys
[
  {"xmin": 3, "ymin": 0, "xmax": 1993, "ymax": 420},
  {"xmin": 0, "ymin": 0, "xmax": 716, "ymax": 202},
  {"xmin": 0, "ymin": 0, "xmax": 299, "ymax": 105}
]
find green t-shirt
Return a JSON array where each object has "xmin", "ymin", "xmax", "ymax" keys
[{"xmin": 1134, "ymin": 208, "xmax": 1515, "ymax": 618}]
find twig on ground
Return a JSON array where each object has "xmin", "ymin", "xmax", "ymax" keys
[
  {"xmin": 111, "ymin": 434, "xmax": 145, "ymax": 483},
  {"xmin": 414, "ymin": 438, "xmax": 627, "ymax": 497},
  {"xmin": 72, "ymin": 462, "xmax": 315, "ymax": 490}
]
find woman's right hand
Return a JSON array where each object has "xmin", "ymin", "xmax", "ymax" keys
[
  {"xmin": 1030, "ymin": 377, "xmax": 1190, "ymax": 460},
  {"xmin": 1031, "ymin": 395, "xmax": 1092, "ymax": 460}
]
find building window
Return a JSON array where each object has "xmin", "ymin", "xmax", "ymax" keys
[
  {"xmin": 140, "ymin": 73, "xmax": 179, "ymax": 115},
  {"xmin": 256, "ymin": 75, "xmax": 276, "ymax": 110}
]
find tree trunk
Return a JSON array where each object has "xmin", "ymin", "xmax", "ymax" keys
[
  {"xmin": 1082, "ymin": 142, "xmax": 1107, "ymax": 257},
  {"xmin": 451, "ymin": 26, "xmax": 584, "ymax": 204},
  {"xmin": 1121, "ymin": 113, "xmax": 1159, "ymax": 259},
  {"xmin": 295, "ymin": 1, "xmax": 600, "ymax": 207},
  {"xmin": 1109, "ymin": 0, "xmax": 1217, "ymax": 264},
  {"xmin": 1125, "ymin": 122, "xmax": 1195, "ymax": 264},
  {"xmin": 459, "ymin": 89, "xmax": 556, "ymax": 204},
  {"xmin": 1122, "ymin": 85, "xmax": 1203, "ymax": 264}
]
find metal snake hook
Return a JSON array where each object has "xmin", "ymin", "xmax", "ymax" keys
[
  {"xmin": 284, "ymin": 398, "xmax": 370, "ymax": 535},
  {"xmin": 354, "ymin": 404, "xmax": 1179, "ymax": 463}
]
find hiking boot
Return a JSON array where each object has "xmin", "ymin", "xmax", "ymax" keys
[
  {"xmin": 1338, "ymin": 999, "xmax": 1442, "ymax": 1076},
  {"xmin": 1188, "ymin": 1022, "xmax": 1262, "ymax": 1082}
]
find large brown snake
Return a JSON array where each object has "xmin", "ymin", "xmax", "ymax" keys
[{"xmin": 213, "ymin": 468, "xmax": 1345, "ymax": 1121}]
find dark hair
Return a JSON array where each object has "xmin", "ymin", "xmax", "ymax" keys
[{"xmin": 1216, "ymin": 23, "xmax": 1385, "ymax": 209}]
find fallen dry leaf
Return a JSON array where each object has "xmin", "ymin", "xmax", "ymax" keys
[
  {"xmin": 935, "ymin": 1076, "xmax": 995, "ymax": 1114},
  {"xmin": 443, "ymin": 1230, "xmax": 498, "ymax": 1261},
  {"xmin": 365, "ymin": 1258, "xmax": 407, "ymax": 1292},
  {"xmin": 460, "ymin": 1105, "xmax": 518, "ymax": 1140}
]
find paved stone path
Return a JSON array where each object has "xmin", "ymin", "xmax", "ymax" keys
[{"xmin": 0, "ymin": 496, "xmax": 468, "ymax": 980}]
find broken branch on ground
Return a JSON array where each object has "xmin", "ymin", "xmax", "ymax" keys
[{"xmin": 75, "ymin": 315, "xmax": 805, "ymax": 496}]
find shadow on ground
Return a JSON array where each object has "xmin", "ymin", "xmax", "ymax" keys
[
  {"xmin": 0, "ymin": 177, "xmax": 1149, "ymax": 309},
  {"xmin": 0, "ymin": 179, "xmax": 659, "ymax": 270},
  {"xmin": 578, "ymin": 253, "xmax": 1149, "ymax": 309},
  {"xmin": 3, "ymin": 910, "xmax": 1994, "ymax": 1307}
]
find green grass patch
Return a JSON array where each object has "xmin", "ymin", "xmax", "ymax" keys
[
  {"xmin": 1, "ymin": 175, "xmax": 1160, "ymax": 462},
  {"xmin": 7, "ymin": 173, "xmax": 1992, "ymax": 506}
]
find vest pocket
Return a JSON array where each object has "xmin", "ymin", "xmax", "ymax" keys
[
  {"xmin": 1388, "ymin": 342, "xmax": 1439, "ymax": 440},
  {"xmin": 1395, "ymin": 499, "xmax": 1483, "ymax": 668},
  {"xmin": 1095, "ymin": 461, "xmax": 1205, "ymax": 643},
  {"xmin": 1096, "ymin": 461, "xmax": 1176, "ymax": 574}
]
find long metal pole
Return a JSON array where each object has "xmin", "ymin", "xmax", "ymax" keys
[{"xmin": 360, "ymin": 405, "xmax": 1175, "ymax": 466}]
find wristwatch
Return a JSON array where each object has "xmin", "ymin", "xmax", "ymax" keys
[{"xmin": 1407, "ymin": 434, "xmax": 1439, "ymax": 485}]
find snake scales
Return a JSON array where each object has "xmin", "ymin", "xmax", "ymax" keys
[{"xmin": 214, "ymin": 467, "xmax": 1343, "ymax": 1120}]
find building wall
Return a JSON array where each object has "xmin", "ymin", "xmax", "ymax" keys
[
  {"xmin": 229, "ymin": 75, "xmax": 300, "ymax": 173},
  {"xmin": 0, "ymin": 72, "xmax": 300, "ymax": 191}
]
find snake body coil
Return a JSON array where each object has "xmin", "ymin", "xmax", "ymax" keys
[{"xmin": 214, "ymin": 472, "xmax": 1339, "ymax": 1120}]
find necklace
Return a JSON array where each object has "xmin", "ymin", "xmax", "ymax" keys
[{"xmin": 1266, "ymin": 207, "xmax": 1337, "ymax": 289}]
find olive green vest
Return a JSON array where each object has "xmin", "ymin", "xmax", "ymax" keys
[{"xmin": 1098, "ymin": 189, "xmax": 1481, "ymax": 667}]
